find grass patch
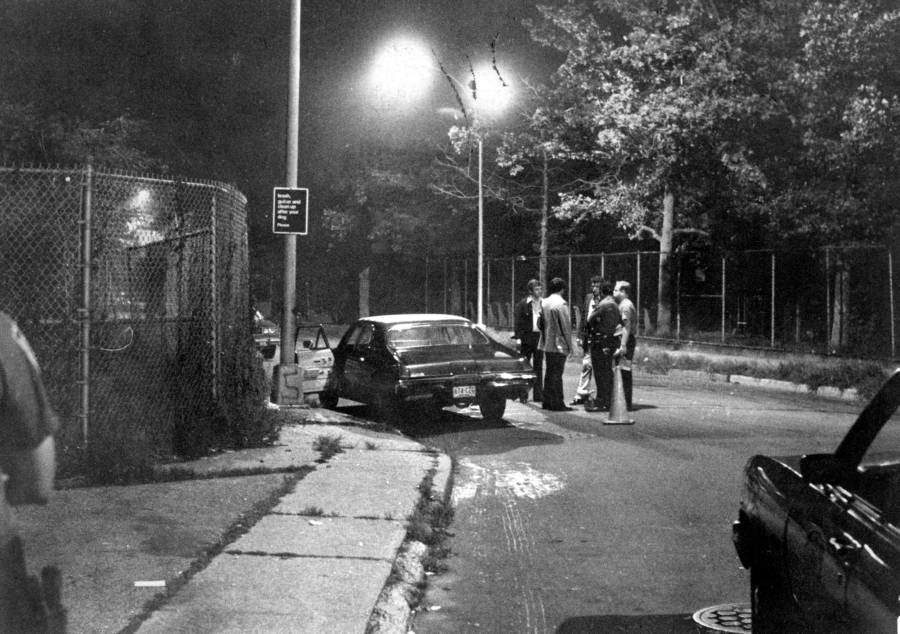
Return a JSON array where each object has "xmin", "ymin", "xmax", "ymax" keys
[
  {"xmin": 638, "ymin": 347, "xmax": 890, "ymax": 399},
  {"xmin": 120, "ymin": 468, "xmax": 311, "ymax": 633},
  {"xmin": 365, "ymin": 441, "xmax": 379, "ymax": 450},
  {"xmin": 299, "ymin": 506, "xmax": 326, "ymax": 517},
  {"xmin": 312, "ymin": 434, "xmax": 345, "ymax": 462}
]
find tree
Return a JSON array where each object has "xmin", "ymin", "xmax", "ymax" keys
[
  {"xmin": 0, "ymin": 100, "xmax": 163, "ymax": 170},
  {"xmin": 318, "ymin": 143, "xmax": 473, "ymax": 320},
  {"xmin": 525, "ymin": 0, "xmax": 778, "ymax": 334}
]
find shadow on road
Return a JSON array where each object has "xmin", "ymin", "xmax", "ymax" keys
[
  {"xmin": 557, "ymin": 612, "xmax": 699, "ymax": 633},
  {"xmin": 328, "ymin": 404, "xmax": 568, "ymax": 455}
]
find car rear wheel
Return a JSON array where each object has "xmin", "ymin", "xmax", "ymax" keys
[{"xmin": 479, "ymin": 392, "xmax": 506, "ymax": 422}]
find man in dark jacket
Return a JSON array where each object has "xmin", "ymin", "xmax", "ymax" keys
[
  {"xmin": 583, "ymin": 279, "xmax": 621, "ymax": 412},
  {"xmin": 513, "ymin": 279, "xmax": 543, "ymax": 402}
]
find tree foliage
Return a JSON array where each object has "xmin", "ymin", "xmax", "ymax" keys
[{"xmin": 521, "ymin": 0, "xmax": 900, "ymax": 250}]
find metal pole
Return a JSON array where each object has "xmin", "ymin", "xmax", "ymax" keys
[
  {"xmin": 770, "ymin": 252, "xmax": 776, "ymax": 348},
  {"xmin": 210, "ymin": 195, "xmax": 218, "ymax": 400},
  {"xmin": 280, "ymin": 0, "xmax": 300, "ymax": 366},
  {"xmin": 443, "ymin": 258, "xmax": 448, "ymax": 313},
  {"xmin": 80, "ymin": 164, "xmax": 93, "ymax": 446},
  {"xmin": 635, "ymin": 251, "xmax": 641, "ymax": 336},
  {"xmin": 464, "ymin": 258, "xmax": 469, "ymax": 319},
  {"xmin": 889, "ymin": 250, "xmax": 896, "ymax": 357},
  {"xmin": 425, "ymin": 256, "xmax": 429, "ymax": 312},
  {"xmin": 477, "ymin": 136, "xmax": 484, "ymax": 324},
  {"xmin": 601, "ymin": 253, "xmax": 605, "ymax": 279},
  {"xmin": 825, "ymin": 247, "xmax": 831, "ymax": 351},
  {"xmin": 486, "ymin": 257, "xmax": 491, "ymax": 324},
  {"xmin": 510, "ymin": 257, "xmax": 515, "ymax": 328},
  {"xmin": 676, "ymin": 261, "xmax": 681, "ymax": 339},
  {"xmin": 567, "ymin": 254, "xmax": 573, "ymax": 306},
  {"xmin": 721, "ymin": 256, "xmax": 726, "ymax": 342}
]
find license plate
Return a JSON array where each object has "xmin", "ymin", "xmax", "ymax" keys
[{"xmin": 452, "ymin": 385, "xmax": 476, "ymax": 399}]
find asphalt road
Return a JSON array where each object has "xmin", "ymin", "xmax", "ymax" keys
[{"xmin": 367, "ymin": 365, "xmax": 864, "ymax": 633}]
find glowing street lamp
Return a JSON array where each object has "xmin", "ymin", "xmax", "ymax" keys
[{"xmin": 368, "ymin": 40, "xmax": 513, "ymax": 325}]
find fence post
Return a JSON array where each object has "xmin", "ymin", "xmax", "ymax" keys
[
  {"xmin": 79, "ymin": 164, "xmax": 93, "ymax": 446},
  {"xmin": 464, "ymin": 258, "xmax": 469, "ymax": 319},
  {"xmin": 486, "ymin": 258, "xmax": 491, "ymax": 324},
  {"xmin": 825, "ymin": 247, "xmax": 831, "ymax": 352},
  {"xmin": 889, "ymin": 250, "xmax": 896, "ymax": 357},
  {"xmin": 510, "ymin": 257, "xmax": 515, "ymax": 325},
  {"xmin": 635, "ymin": 252, "xmax": 641, "ymax": 337},
  {"xmin": 721, "ymin": 256, "xmax": 726, "ymax": 342},
  {"xmin": 676, "ymin": 257, "xmax": 681, "ymax": 340},
  {"xmin": 210, "ymin": 195, "xmax": 219, "ymax": 400},
  {"xmin": 770, "ymin": 251, "xmax": 776, "ymax": 348}
]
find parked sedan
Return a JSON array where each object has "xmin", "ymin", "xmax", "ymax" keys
[
  {"xmin": 732, "ymin": 369, "xmax": 900, "ymax": 633},
  {"xmin": 319, "ymin": 314, "xmax": 534, "ymax": 421}
]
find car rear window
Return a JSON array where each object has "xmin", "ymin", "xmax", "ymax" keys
[{"xmin": 386, "ymin": 323, "xmax": 486, "ymax": 349}]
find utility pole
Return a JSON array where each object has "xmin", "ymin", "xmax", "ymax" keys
[{"xmin": 272, "ymin": 0, "xmax": 304, "ymax": 405}]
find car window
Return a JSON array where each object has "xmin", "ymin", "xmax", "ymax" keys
[
  {"xmin": 386, "ymin": 323, "xmax": 481, "ymax": 349},
  {"xmin": 355, "ymin": 324, "xmax": 375, "ymax": 348}
]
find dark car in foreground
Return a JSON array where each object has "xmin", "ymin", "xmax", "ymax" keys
[
  {"xmin": 319, "ymin": 314, "xmax": 534, "ymax": 421},
  {"xmin": 732, "ymin": 369, "xmax": 900, "ymax": 633}
]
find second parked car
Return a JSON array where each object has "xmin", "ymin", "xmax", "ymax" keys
[
  {"xmin": 732, "ymin": 369, "xmax": 900, "ymax": 632},
  {"xmin": 320, "ymin": 314, "xmax": 534, "ymax": 421}
]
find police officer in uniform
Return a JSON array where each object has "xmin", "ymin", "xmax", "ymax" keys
[
  {"xmin": 583, "ymin": 280, "xmax": 621, "ymax": 412},
  {"xmin": 0, "ymin": 312, "xmax": 65, "ymax": 632}
]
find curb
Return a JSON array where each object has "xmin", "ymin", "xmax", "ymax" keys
[
  {"xmin": 654, "ymin": 369, "xmax": 860, "ymax": 401},
  {"xmin": 366, "ymin": 451, "xmax": 455, "ymax": 633}
]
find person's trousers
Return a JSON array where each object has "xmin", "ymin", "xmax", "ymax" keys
[
  {"xmin": 542, "ymin": 352, "xmax": 567, "ymax": 409},
  {"xmin": 575, "ymin": 349, "xmax": 593, "ymax": 397},
  {"xmin": 520, "ymin": 333, "xmax": 543, "ymax": 401},
  {"xmin": 621, "ymin": 337, "xmax": 636, "ymax": 409},
  {"xmin": 589, "ymin": 345, "xmax": 615, "ymax": 410}
]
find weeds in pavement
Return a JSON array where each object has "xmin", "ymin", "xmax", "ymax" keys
[
  {"xmin": 312, "ymin": 434, "xmax": 345, "ymax": 462},
  {"xmin": 407, "ymin": 466, "xmax": 455, "ymax": 574},
  {"xmin": 299, "ymin": 506, "xmax": 326, "ymax": 516},
  {"xmin": 365, "ymin": 441, "xmax": 378, "ymax": 450}
]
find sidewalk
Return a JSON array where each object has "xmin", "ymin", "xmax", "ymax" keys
[{"xmin": 15, "ymin": 408, "xmax": 451, "ymax": 633}]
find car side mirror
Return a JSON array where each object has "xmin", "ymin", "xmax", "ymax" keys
[
  {"xmin": 302, "ymin": 339, "xmax": 312, "ymax": 349},
  {"xmin": 800, "ymin": 453, "xmax": 852, "ymax": 485}
]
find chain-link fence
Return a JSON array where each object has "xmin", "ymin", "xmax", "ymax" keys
[
  {"xmin": 364, "ymin": 246, "xmax": 898, "ymax": 360},
  {"xmin": 0, "ymin": 165, "xmax": 254, "ymax": 474}
]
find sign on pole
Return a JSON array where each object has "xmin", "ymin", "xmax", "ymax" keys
[{"xmin": 272, "ymin": 187, "xmax": 309, "ymax": 235}]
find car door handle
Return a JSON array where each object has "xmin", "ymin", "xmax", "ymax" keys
[{"xmin": 828, "ymin": 535, "xmax": 861, "ymax": 558}]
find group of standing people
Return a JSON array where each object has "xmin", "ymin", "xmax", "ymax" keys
[{"xmin": 514, "ymin": 276, "xmax": 636, "ymax": 413}]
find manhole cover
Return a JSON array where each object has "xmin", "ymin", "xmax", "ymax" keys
[{"xmin": 692, "ymin": 602, "xmax": 752, "ymax": 633}]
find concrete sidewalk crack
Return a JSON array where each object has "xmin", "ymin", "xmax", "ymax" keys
[{"xmin": 224, "ymin": 550, "xmax": 389, "ymax": 561}]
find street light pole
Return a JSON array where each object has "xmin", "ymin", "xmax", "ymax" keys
[
  {"xmin": 272, "ymin": 0, "xmax": 303, "ymax": 405},
  {"xmin": 477, "ymin": 134, "xmax": 484, "ymax": 325}
]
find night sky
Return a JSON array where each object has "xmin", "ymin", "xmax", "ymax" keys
[{"xmin": 0, "ymin": 1, "xmax": 562, "ymax": 193}]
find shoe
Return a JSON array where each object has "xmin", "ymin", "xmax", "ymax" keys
[
  {"xmin": 569, "ymin": 396, "xmax": 589, "ymax": 406},
  {"xmin": 547, "ymin": 405, "xmax": 574, "ymax": 412},
  {"xmin": 584, "ymin": 401, "xmax": 600, "ymax": 412},
  {"xmin": 518, "ymin": 395, "xmax": 528, "ymax": 404}
]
